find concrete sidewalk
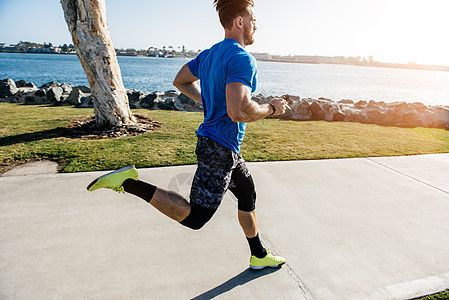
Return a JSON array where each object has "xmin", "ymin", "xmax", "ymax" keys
[{"xmin": 0, "ymin": 154, "xmax": 448, "ymax": 299}]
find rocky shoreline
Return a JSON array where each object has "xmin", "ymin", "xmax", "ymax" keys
[{"xmin": 1, "ymin": 78, "xmax": 448, "ymax": 130}]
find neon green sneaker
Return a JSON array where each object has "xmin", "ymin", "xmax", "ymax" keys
[
  {"xmin": 249, "ymin": 251, "xmax": 286, "ymax": 270},
  {"xmin": 87, "ymin": 165, "xmax": 138, "ymax": 193}
]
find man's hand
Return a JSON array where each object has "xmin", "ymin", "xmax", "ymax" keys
[{"xmin": 270, "ymin": 97, "xmax": 288, "ymax": 115}]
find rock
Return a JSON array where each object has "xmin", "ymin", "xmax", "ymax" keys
[
  {"xmin": 331, "ymin": 107, "xmax": 346, "ymax": 121},
  {"xmin": 282, "ymin": 94, "xmax": 301, "ymax": 102},
  {"xmin": 401, "ymin": 110, "xmax": 423, "ymax": 127},
  {"xmin": 425, "ymin": 106, "xmax": 449, "ymax": 128},
  {"xmin": 15, "ymin": 80, "xmax": 36, "ymax": 88},
  {"xmin": 79, "ymin": 95, "xmax": 93, "ymax": 107},
  {"xmin": 165, "ymin": 90, "xmax": 179, "ymax": 97},
  {"xmin": 140, "ymin": 93, "xmax": 158, "ymax": 109},
  {"xmin": 408, "ymin": 102, "xmax": 427, "ymax": 111},
  {"xmin": 46, "ymin": 86, "xmax": 64, "ymax": 103},
  {"xmin": 354, "ymin": 100, "xmax": 368, "ymax": 109},
  {"xmin": 364, "ymin": 107, "xmax": 386, "ymax": 124},
  {"xmin": 34, "ymin": 89, "xmax": 46, "ymax": 98},
  {"xmin": 24, "ymin": 95, "xmax": 37, "ymax": 104},
  {"xmin": 66, "ymin": 87, "xmax": 89, "ymax": 105},
  {"xmin": 342, "ymin": 106, "xmax": 366, "ymax": 123},
  {"xmin": 76, "ymin": 85, "xmax": 91, "ymax": 93},
  {"xmin": 367, "ymin": 100, "xmax": 382, "ymax": 109},
  {"xmin": 174, "ymin": 93, "xmax": 203, "ymax": 112},
  {"xmin": 252, "ymin": 93, "xmax": 266, "ymax": 104},
  {"xmin": 0, "ymin": 78, "xmax": 18, "ymax": 98},
  {"xmin": 39, "ymin": 81, "xmax": 61, "ymax": 89},
  {"xmin": 291, "ymin": 100, "xmax": 312, "ymax": 121},
  {"xmin": 320, "ymin": 100, "xmax": 339, "ymax": 121},
  {"xmin": 126, "ymin": 89, "xmax": 144, "ymax": 103},
  {"xmin": 310, "ymin": 101, "xmax": 326, "ymax": 120},
  {"xmin": 157, "ymin": 98, "xmax": 175, "ymax": 110},
  {"xmin": 338, "ymin": 99, "xmax": 354, "ymax": 105},
  {"xmin": 139, "ymin": 93, "xmax": 156, "ymax": 109},
  {"xmin": 61, "ymin": 83, "xmax": 73, "ymax": 94},
  {"xmin": 13, "ymin": 87, "xmax": 38, "ymax": 103},
  {"xmin": 387, "ymin": 101, "xmax": 408, "ymax": 111}
]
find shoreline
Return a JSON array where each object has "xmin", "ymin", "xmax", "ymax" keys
[
  {"xmin": 1, "ymin": 78, "xmax": 448, "ymax": 131},
  {"xmin": 1, "ymin": 51, "xmax": 447, "ymax": 73}
]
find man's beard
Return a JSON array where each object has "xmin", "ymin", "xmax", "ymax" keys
[{"xmin": 244, "ymin": 25, "xmax": 255, "ymax": 45}]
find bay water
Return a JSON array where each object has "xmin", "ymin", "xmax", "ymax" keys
[{"xmin": 1, "ymin": 52, "xmax": 448, "ymax": 106}]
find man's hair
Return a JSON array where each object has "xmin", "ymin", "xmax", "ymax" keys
[{"xmin": 213, "ymin": 0, "xmax": 254, "ymax": 29}]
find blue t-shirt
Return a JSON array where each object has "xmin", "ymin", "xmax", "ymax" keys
[{"xmin": 187, "ymin": 38, "xmax": 257, "ymax": 153}]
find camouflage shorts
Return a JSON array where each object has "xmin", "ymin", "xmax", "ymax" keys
[{"xmin": 189, "ymin": 136, "xmax": 252, "ymax": 209}]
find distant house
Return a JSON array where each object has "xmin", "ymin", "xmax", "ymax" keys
[
  {"xmin": 29, "ymin": 47, "xmax": 62, "ymax": 54},
  {"xmin": 251, "ymin": 52, "xmax": 272, "ymax": 60}
]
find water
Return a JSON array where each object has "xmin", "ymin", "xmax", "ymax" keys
[{"xmin": 1, "ymin": 52, "xmax": 448, "ymax": 106}]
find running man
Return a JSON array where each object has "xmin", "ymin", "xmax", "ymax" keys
[{"xmin": 87, "ymin": 0, "xmax": 288, "ymax": 269}]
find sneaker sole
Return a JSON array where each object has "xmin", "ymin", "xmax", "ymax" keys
[
  {"xmin": 87, "ymin": 165, "xmax": 136, "ymax": 191},
  {"xmin": 249, "ymin": 261, "xmax": 286, "ymax": 270}
]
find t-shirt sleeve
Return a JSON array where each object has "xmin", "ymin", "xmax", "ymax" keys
[
  {"xmin": 226, "ymin": 52, "xmax": 257, "ymax": 91},
  {"xmin": 187, "ymin": 50, "xmax": 208, "ymax": 79}
]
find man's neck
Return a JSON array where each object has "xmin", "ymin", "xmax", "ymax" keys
[{"xmin": 224, "ymin": 31, "xmax": 245, "ymax": 48}]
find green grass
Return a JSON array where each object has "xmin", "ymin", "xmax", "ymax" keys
[
  {"xmin": 0, "ymin": 102, "xmax": 448, "ymax": 173},
  {"xmin": 415, "ymin": 290, "xmax": 449, "ymax": 300}
]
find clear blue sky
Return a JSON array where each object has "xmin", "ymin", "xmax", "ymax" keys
[{"xmin": 0, "ymin": 0, "xmax": 448, "ymax": 65}]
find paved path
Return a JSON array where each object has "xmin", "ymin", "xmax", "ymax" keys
[{"xmin": 1, "ymin": 154, "xmax": 448, "ymax": 299}]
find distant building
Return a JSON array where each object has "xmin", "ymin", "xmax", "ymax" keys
[
  {"xmin": 251, "ymin": 52, "xmax": 272, "ymax": 60},
  {"xmin": 29, "ymin": 47, "xmax": 61, "ymax": 54}
]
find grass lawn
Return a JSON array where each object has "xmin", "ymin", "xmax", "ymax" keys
[{"xmin": 0, "ymin": 102, "xmax": 448, "ymax": 173}]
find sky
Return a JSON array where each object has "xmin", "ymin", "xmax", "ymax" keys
[{"xmin": 0, "ymin": 0, "xmax": 448, "ymax": 66}]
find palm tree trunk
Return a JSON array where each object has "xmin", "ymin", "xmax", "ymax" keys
[{"xmin": 61, "ymin": 0, "xmax": 134, "ymax": 127}]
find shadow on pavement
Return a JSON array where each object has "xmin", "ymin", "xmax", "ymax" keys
[{"xmin": 191, "ymin": 267, "xmax": 281, "ymax": 299}]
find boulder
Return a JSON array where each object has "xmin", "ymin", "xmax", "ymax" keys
[
  {"xmin": 331, "ymin": 107, "xmax": 346, "ymax": 121},
  {"xmin": 342, "ymin": 106, "xmax": 366, "ymax": 123},
  {"xmin": 364, "ymin": 107, "xmax": 386, "ymax": 124},
  {"xmin": 157, "ymin": 97, "xmax": 175, "ymax": 110},
  {"xmin": 252, "ymin": 93, "xmax": 266, "ymax": 104},
  {"xmin": 24, "ymin": 95, "xmax": 37, "ymax": 105},
  {"xmin": 367, "ymin": 100, "xmax": 382, "ymax": 109},
  {"xmin": 15, "ymin": 80, "xmax": 36, "ymax": 88},
  {"xmin": 165, "ymin": 90, "xmax": 179, "ymax": 97},
  {"xmin": 408, "ymin": 102, "xmax": 427, "ymax": 111},
  {"xmin": 401, "ymin": 110, "xmax": 423, "ymax": 127},
  {"xmin": 61, "ymin": 83, "xmax": 73, "ymax": 94},
  {"xmin": 66, "ymin": 87, "xmax": 89, "ymax": 105},
  {"xmin": 126, "ymin": 89, "xmax": 144, "ymax": 103},
  {"xmin": 310, "ymin": 101, "xmax": 326, "ymax": 120},
  {"xmin": 425, "ymin": 106, "xmax": 449, "ymax": 128},
  {"xmin": 338, "ymin": 99, "xmax": 354, "ymax": 105},
  {"xmin": 140, "ymin": 93, "xmax": 158, "ymax": 109},
  {"xmin": 79, "ymin": 95, "xmax": 93, "ymax": 108},
  {"xmin": 46, "ymin": 86, "xmax": 64, "ymax": 103},
  {"xmin": 0, "ymin": 78, "xmax": 18, "ymax": 98},
  {"xmin": 354, "ymin": 100, "xmax": 368, "ymax": 109},
  {"xmin": 13, "ymin": 87, "xmax": 38, "ymax": 103},
  {"xmin": 282, "ymin": 94, "xmax": 301, "ymax": 102},
  {"xmin": 75, "ymin": 85, "xmax": 91, "ymax": 93},
  {"xmin": 34, "ymin": 89, "xmax": 46, "ymax": 98},
  {"xmin": 39, "ymin": 81, "xmax": 61, "ymax": 89},
  {"xmin": 321, "ymin": 100, "xmax": 339, "ymax": 121},
  {"xmin": 174, "ymin": 93, "xmax": 203, "ymax": 112},
  {"xmin": 387, "ymin": 101, "xmax": 408, "ymax": 111},
  {"xmin": 291, "ymin": 100, "xmax": 312, "ymax": 121}
]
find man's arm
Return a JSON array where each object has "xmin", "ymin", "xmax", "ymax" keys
[
  {"xmin": 226, "ymin": 82, "xmax": 287, "ymax": 123},
  {"xmin": 173, "ymin": 64, "xmax": 202, "ymax": 103}
]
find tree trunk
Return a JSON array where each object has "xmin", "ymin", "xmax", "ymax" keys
[{"xmin": 61, "ymin": 0, "xmax": 134, "ymax": 127}]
